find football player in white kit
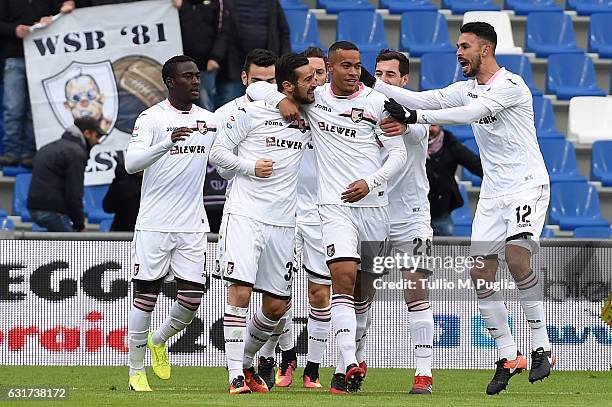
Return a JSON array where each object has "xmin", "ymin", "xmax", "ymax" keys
[
  {"xmin": 361, "ymin": 22, "xmax": 554, "ymax": 395},
  {"xmin": 125, "ymin": 56, "xmax": 218, "ymax": 392},
  {"xmin": 247, "ymin": 41, "xmax": 409, "ymax": 393},
  {"xmin": 209, "ymin": 53, "xmax": 317, "ymax": 395}
]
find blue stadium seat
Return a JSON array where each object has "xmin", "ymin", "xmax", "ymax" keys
[
  {"xmin": 360, "ymin": 50, "xmax": 378, "ymax": 72},
  {"xmin": 419, "ymin": 52, "xmax": 462, "ymax": 91},
  {"xmin": 442, "ymin": 0, "xmax": 500, "ymax": 14},
  {"xmin": 279, "ymin": 0, "xmax": 308, "ymax": 10},
  {"xmin": 539, "ymin": 139, "xmax": 587, "ymax": 183},
  {"xmin": 573, "ymin": 225, "xmax": 612, "ymax": 238},
  {"xmin": 445, "ymin": 125, "xmax": 473, "ymax": 141},
  {"xmin": 461, "ymin": 138, "xmax": 482, "ymax": 187},
  {"xmin": 546, "ymin": 53, "xmax": 606, "ymax": 100},
  {"xmin": 567, "ymin": 0, "xmax": 612, "ymax": 16},
  {"xmin": 588, "ymin": 13, "xmax": 612, "ymax": 58},
  {"xmin": 381, "ymin": 0, "xmax": 437, "ymax": 13},
  {"xmin": 532, "ymin": 96, "xmax": 564, "ymax": 138},
  {"xmin": 496, "ymin": 54, "xmax": 542, "ymax": 96},
  {"xmin": 99, "ymin": 218, "xmax": 114, "ymax": 232},
  {"xmin": 451, "ymin": 184, "xmax": 473, "ymax": 236},
  {"xmin": 399, "ymin": 11, "xmax": 455, "ymax": 57},
  {"xmin": 285, "ymin": 10, "xmax": 322, "ymax": 51},
  {"xmin": 322, "ymin": 0, "xmax": 374, "ymax": 13},
  {"xmin": 0, "ymin": 203, "xmax": 6, "ymax": 218},
  {"xmin": 84, "ymin": 184, "xmax": 113, "ymax": 224},
  {"xmin": 2, "ymin": 166, "xmax": 30, "ymax": 177},
  {"xmin": 504, "ymin": 0, "xmax": 562, "ymax": 15},
  {"xmin": 541, "ymin": 226, "xmax": 555, "ymax": 237},
  {"xmin": 549, "ymin": 182, "xmax": 610, "ymax": 230},
  {"xmin": 337, "ymin": 11, "xmax": 387, "ymax": 52},
  {"xmin": 591, "ymin": 140, "xmax": 612, "ymax": 186},
  {"xmin": 525, "ymin": 12, "xmax": 583, "ymax": 57},
  {"xmin": 0, "ymin": 218, "xmax": 14, "ymax": 231},
  {"xmin": 12, "ymin": 173, "xmax": 31, "ymax": 222},
  {"xmin": 452, "ymin": 224, "xmax": 472, "ymax": 236}
]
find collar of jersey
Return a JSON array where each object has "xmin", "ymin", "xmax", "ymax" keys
[
  {"xmin": 164, "ymin": 99, "xmax": 195, "ymax": 114},
  {"xmin": 485, "ymin": 67, "xmax": 506, "ymax": 85},
  {"xmin": 328, "ymin": 82, "xmax": 365, "ymax": 100}
]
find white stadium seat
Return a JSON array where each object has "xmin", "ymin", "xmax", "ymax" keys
[
  {"xmin": 567, "ymin": 96, "xmax": 612, "ymax": 144},
  {"xmin": 462, "ymin": 11, "xmax": 523, "ymax": 54}
]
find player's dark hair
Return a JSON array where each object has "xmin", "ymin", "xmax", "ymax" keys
[
  {"xmin": 162, "ymin": 55, "xmax": 196, "ymax": 84},
  {"xmin": 243, "ymin": 49, "xmax": 278, "ymax": 73},
  {"xmin": 375, "ymin": 49, "xmax": 410, "ymax": 76},
  {"xmin": 275, "ymin": 52, "xmax": 310, "ymax": 92},
  {"xmin": 328, "ymin": 41, "xmax": 359, "ymax": 59},
  {"xmin": 460, "ymin": 22, "xmax": 497, "ymax": 51},
  {"xmin": 301, "ymin": 46, "xmax": 327, "ymax": 63}
]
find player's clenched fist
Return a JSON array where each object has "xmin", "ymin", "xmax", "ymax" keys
[
  {"xmin": 341, "ymin": 179, "xmax": 370, "ymax": 203},
  {"xmin": 170, "ymin": 127, "xmax": 192, "ymax": 143},
  {"xmin": 278, "ymin": 98, "xmax": 301, "ymax": 122},
  {"xmin": 255, "ymin": 158, "xmax": 274, "ymax": 178}
]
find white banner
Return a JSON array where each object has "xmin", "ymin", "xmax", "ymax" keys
[
  {"xmin": 24, "ymin": 0, "xmax": 182, "ymax": 185},
  {"xmin": 1, "ymin": 240, "xmax": 611, "ymax": 370}
]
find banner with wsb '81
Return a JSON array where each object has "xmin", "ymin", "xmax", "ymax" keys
[{"xmin": 24, "ymin": 0, "xmax": 182, "ymax": 185}]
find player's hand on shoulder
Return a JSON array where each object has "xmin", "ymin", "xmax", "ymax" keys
[
  {"xmin": 380, "ymin": 117, "xmax": 407, "ymax": 137},
  {"xmin": 384, "ymin": 98, "xmax": 417, "ymax": 125},
  {"xmin": 278, "ymin": 98, "xmax": 301, "ymax": 122},
  {"xmin": 255, "ymin": 158, "xmax": 274, "ymax": 178},
  {"xmin": 171, "ymin": 126, "xmax": 192, "ymax": 143},
  {"xmin": 341, "ymin": 179, "xmax": 369, "ymax": 203}
]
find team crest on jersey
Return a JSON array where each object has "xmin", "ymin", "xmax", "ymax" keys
[
  {"xmin": 133, "ymin": 264, "xmax": 140, "ymax": 276},
  {"xmin": 350, "ymin": 108, "xmax": 364, "ymax": 123},
  {"xmin": 266, "ymin": 137, "xmax": 276, "ymax": 147},
  {"xmin": 226, "ymin": 262, "xmax": 235, "ymax": 275},
  {"xmin": 326, "ymin": 244, "xmax": 335, "ymax": 257},
  {"xmin": 197, "ymin": 120, "xmax": 208, "ymax": 135}
]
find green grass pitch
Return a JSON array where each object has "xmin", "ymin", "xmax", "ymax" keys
[{"xmin": 0, "ymin": 367, "xmax": 610, "ymax": 407}]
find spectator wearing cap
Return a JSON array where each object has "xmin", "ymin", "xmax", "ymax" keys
[{"xmin": 27, "ymin": 117, "xmax": 106, "ymax": 232}]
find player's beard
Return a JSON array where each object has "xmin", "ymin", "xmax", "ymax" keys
[
  {"xmin": 293, "ymin": 88, "xmax": 314, "ymax": 105},
  {"xmin": 463, "ymin": 55, "xmax": 481, "ymax": 78}
]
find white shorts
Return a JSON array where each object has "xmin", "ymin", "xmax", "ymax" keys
[
  {"xmin": 222, "ymin": 214, "xmax": 295, "ymax": 299},
  {"xmin": 470, "ymin": 185, "xmax": 550, "ymax": 257},
  {"xmin": 296, "ymin": 222, "xmax": 330, "ymax": 286},
  {"xmin": 130, "ymin": 230, "xmax": 207, "ymax": 285},
  {"xmin": 318, "ymin": 204, "xmax": 389, "ymax": 269},
  {"xmin": 213, "ymin": 211, "xmax": 230, "ymax": 279},
  {"xmin": 389, "ymin": 219, "xmax": 434, "ymax": 274}
]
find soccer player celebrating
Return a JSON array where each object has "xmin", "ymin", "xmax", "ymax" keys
[
  {"xmin": 247, "ymin": 41, "xmax": 408, "ymax": 393},
  {"xmin": 209, "ymin": 53, "xmax": 317, "ymax": 395},
  {"xmin": 125, "ymin": 55, "xmax": 218, "ymax": 392},
  {"xmin": 373, "ymin": 50, "xmax": 434, "ymax": 394},
  {"xmin": 361, "ymin": 22, "xmax": 553, "ymax": 394}
]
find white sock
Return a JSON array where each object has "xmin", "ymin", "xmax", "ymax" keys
[
  {"xmin": 259, "ymin": 319, "xmax": 283, "ymax": 359},
  {"xmin": 128, "ymin": 306, "xmax": 152, "ymax": 376},
  {"xmin": 354, "ymin": 299, "xmax": 371, "ymax": 364},
  {"xmin": 278, "ymin": 305, "xmax": 294, "ymax": 351},
  {"xmin": 407, "ymin": 301, "xmax": 434, "ymax": 377},
  {"xmin": 152, "ymin": 302, "xmax": 197, "ymax": 345},
  {"xmin": 516, "ymin": 270, "xmax": 551, "ymax": 351},
  {"xmin": 331, "ymin": 294, "xmax": 357, "ymax": 371},
  {"xmin": 224, "ymin": 304, "xmax": 248, "ymax": 383},
  {"xmin": 243, "ymin": 307, "xmax": 279, "ymax": 369},
  {"xmin": 477, "ymin": 288, "xmax": 517, "ymax": 360},
  {"xmin": 307, "ymin": 305, "xmax": 331, "ymax": 364}
]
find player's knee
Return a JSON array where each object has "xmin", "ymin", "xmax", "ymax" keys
[
  {"xmin": 176, "ymin": 278, "xmax": 205, "ymax": 311},
  {"xmin": 308, "ymin": 283, "xmax": 330, "ymax": 308},
  {"xmin": 132, "ymin": 278, "xmax": 163, "ymax": 312},
  {"xmin": 262, "ymin": 297, "xmax": 288, "ymax": 320},
  {"xmin": 505, "ymin": 244, "xmax": 531, "ymax": 275},
  {"xmin": 228, "ymin": 284, "xmax": 252, "ymax": 308}
]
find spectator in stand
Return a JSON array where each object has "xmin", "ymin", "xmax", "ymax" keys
[
  {"xmin": 0, "ymin": 0, "xmax": 75, "ymax": 169},
  {"xmin": 426, "ymin": 125, "xmax": 483, "ymax": 236},
  {"xmin": 215, "ymin": 0, "xmax": 289, "ymax": 108},
  {"xmin": 27, "ymin": 116, "xmax": 106, "ymax": 232},
  {"xmin": 102, "ymin": 154, "xmax": 142, "ymax": 231},
  {"xmin": 179, "ymin": 0, "xmax": 230, "ymax": 111}
]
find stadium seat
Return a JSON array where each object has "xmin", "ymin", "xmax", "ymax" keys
[
  {"xmin": 337, "ymin": 11, "xmax": 387, "ymax": 52},
  {"xmin": 452, "ymin": 224, "xmax": 472, "ymax": 236},
  {"xmin": 0, "ymin": 217, "xmax": 14, "ymax": 231},
  {"xmin": 99, "ymin": 218, "xmax": 114, "ymax": 232},
  {"xmin": 567, "ymin": 0, "xmax": 612, "ymax": 16},
  {"xmin": 360, "ymin": 50, "xmax": 378, "ymax": 72},
  {"xmin": 549, "ymin": 182, "xmax": 610, "ymax": 230},
  {"xmin": 84, "ymin": 184, "xmax": 113, "ymax": 224},
  {"xmin": 567, "ymin": 97, "xmax": 612, "ymax": 144},
  {"xmin": 380, "ymin": 0, "xmax": 437, "ymax": 13},
  {"xmin": 445, "ymin": 125, "xmax": 473, "ymax": 141},
  {"xmin": 532, "ymin": 96, "xmax": 564, "ymax": 138},
  {"xmin": 279, "ymin": 0, "xmax": 308, "ymax": 10},
  {"xmin": 525, "ymin": 12, "xmax": 583, "ymax": 57},
  {"xmin": 322, "ymin": 0, "xmax": 374, "ymax": 13},
  {"xmin": 461, "ymin": 138, "xmax": 482, "ymax": 186},
  {"xmin": 399, "ymin": 11, "xmax": 455, "ymax": 57},
  {"xmin": 539, "ymin": 139, "xmax": 587, "ymax": 183},
  {"xmin": 546, "ymin": 53, "xmax": 606, "ymax": 100},
  {"xmin": 285, "ymin": 10, "xmax": 322, "ymax": 51},
  {"xmin": 463, "ymin": 12, "xmax": 522, "ymax": 54},
  {"xmin": 496, "ymin": 54, "xmax": 541, "ymax": 96},
  {"xmin": 1, "ymin": 165, "xmax": 30, "ymax": 177},
  {"xmin": 504, "ymin": 0, "xmax": 562, "ymax": 15},
  {"xmin": 591, "ymin": 140, "xmax": 612, "ymax": 186},
  {"xmin": 442, "ymin": 0, "xmax": 500, "ymax": 14},
  {"xmin": 0, "ymin": 203, "xmax": 6, "ymax": 218},
  {"xmin": 12, "ymin": 173, "xmax": 31, "ymax": 222},
  {"xmin": 541, "ymin": 226, "xmax": 555, "ymax": 237},
  {"xmin": 451, "ymin": 183, "xmax": 473, "ymax": 226},
  {"xmin": 419, "ymin": 52, "xmax": 462, "ymax": 91},
  {"xmin": 573, "ymin": 225, "xmax": 612, "ymax": 238},
  {"xmin": 589, "ymin": 13, "xmax": 612, "ymax": 58}
]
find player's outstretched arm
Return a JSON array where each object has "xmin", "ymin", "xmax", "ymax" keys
[
  {"xmin": 363, "ymin": 134, "xmax": 407, "ymax": 193},
  {"xmin": 414, "ymin": 102, "xmax": 491, "ymax": 126},
  {"xmin": 246, "ymin": 81, "xmax": 287, "ymax": 110}
]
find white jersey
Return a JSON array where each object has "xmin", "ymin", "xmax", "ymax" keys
[
  {"xmin": 375, "ymin": 68, "xmax": 549, "ymax": 198},
  {"xmin": 303, "ymin": 83, "xmax": 401, "ymax": 207},
  {"xmin": 296, "ymin": 143, "xmax": 319, "ymax": 225},
  {"xmin": 128, "ymin": 99, "xmax": 217, "ymax": 232},
  {"xmin": 212, "ymin": 100, "xmax": 311, "ymax": 227},
  {"xmin": 385, "ymin": 124, "xmax": 431, "ymax": 224}
]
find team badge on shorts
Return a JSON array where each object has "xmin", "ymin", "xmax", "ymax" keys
[
  {"xmin": 196, "ymin": 120, "xmax": 208, "ymax": 135},
  {"xmin": 133, "ymin": 264, "xmax": 140, "ymax": 276},
  {"xmin": 326, "ymin": 244, "xmax": 335, "ymax": 257},
  {"xmin": 351, "ymin": 108, "xmax": 364, "ymax": 123},
  {"xmin": 226, "ymin": 262, "xmax": 235, "ymax": 275}
]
